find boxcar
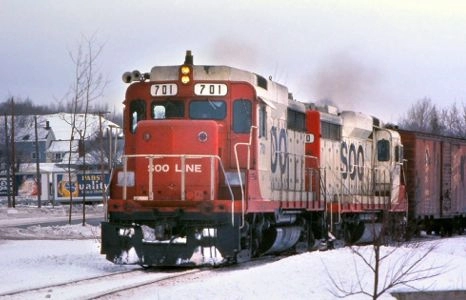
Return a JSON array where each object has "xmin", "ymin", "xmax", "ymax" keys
[{"xmin": 399, "ymin": 130, "xmax": 466, "ymax": 235}]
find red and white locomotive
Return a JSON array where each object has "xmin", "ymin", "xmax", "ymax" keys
[{"xmin": 101, "ymin": 51, "xmax": 448, "ymax": 266}]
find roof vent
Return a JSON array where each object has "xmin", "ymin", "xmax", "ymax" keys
[{"xmin": 256, "ymin": 75, "xmax": 268, "ymax": 90}]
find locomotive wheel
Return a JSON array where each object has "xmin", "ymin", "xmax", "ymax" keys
[
  {"xmin": 343, "ymin": 222, "xmax": 354, "ymax": 244},
  {"xmin": 294, "ymin": 229, "xmax": 315, "ymax": 252},
  {"xmin": 307, "ymin": 230, "xmax": 316, "ymax": 251},
  {"xmin": 248, "ymin": 213, "xmax": 266, "ymax": 257},
  {"xmin": 299, "ymin": 218, "xmax": 315, "ymax": 251},
  {"xmin": 343, "ymin": 222, "xmax": 365, "ymax": 244},
  {"xmin": 387, "ymin": 214, "xmax": 407, "ymax": 242}
]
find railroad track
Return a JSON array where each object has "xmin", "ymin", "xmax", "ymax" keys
[
  {"xmin": 0, "ymin": 268, "xmax": 204, "ymax": 300},
  {"xmin": 0, "ymin": 246, "xmax": 284, "ymax": 300},
  {"xmin": 94, "ymin": 255, "xmax": 284, "ymax": 299}
]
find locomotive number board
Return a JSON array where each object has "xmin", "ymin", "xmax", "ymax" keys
[
  {"xmin": 150, "ymin": 83, "xmax": 228, "ymax": 97},
  {"xmin": 194, "ymin": 83, "xmax": 228, "ymax": 96},
  {"xmin": 150, "ymin": 84, "xmax": 178, "ymax": 96}
]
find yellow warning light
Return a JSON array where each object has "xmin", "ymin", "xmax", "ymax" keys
[
  {"xmin": 181, "ymin": 75, "xmax": 190, "ymax": 84},
  {"xmin": 180, "ymin": 65, "xmax": 190, "ymax": 75},
  {"xmin": 179, "ymin": 65, "xmax": 192, "ymax": 85}
]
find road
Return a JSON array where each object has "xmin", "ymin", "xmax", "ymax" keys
[
  {"xmin": 13, "ymin": 216, "xmax": 103, "ymax": 228},
  {"xmin": 0, "ymin": 206, "xmax": 104, "ymax": 240},
  {"xmin": 0, "ymin": 212, "xmax": 104, "ymax": 227},
  {"xmin": 0, "ymin": 205, "xmax": 105, "ymax": 228}
]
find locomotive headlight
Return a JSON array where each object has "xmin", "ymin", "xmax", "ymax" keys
[
  {"xmin": 181, "ymin": 75, "xmax": 190, "ymax": 84},
  {"xmin": 180, "ymin": 65, "xmax": 190, "ymax": 75},
  {"xmin": 180, "ymin": 65, "xmax": 191, "ymax": 84}
]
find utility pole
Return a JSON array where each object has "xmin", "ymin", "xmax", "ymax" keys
[
  {"xmin": 10, "ymin": 99, "xmax": 16, "ymax": 208},
  {"xmin": 34, "ymin": 115, "xmax": 42, "ymax": 207},
  {"xmin": 108, "ymin": 124, "xmax": 118, "ymax": 169},
  {"xmin": 98, "ymin": 112, "xmax": 109, "ymax": 221},
  {"xmin": 4, "ymin": 114, "xmax": 11, "ymax": 207}
]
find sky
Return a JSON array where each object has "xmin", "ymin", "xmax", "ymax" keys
[{"xmin": 2, "ymin": 0, "xmax": 466, "ymax": 123}]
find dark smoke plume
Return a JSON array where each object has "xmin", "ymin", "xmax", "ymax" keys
[
  {"xmin": 309, "ymin": 52, "xmax": 381, "ymax": 110},
  {"xmin": 207, "ymin": 37, "xmax": 259, "ymax": 69}
]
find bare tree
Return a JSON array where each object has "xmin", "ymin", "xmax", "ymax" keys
[
  {"xmin": 63, "ymin": 34, "xmax": 106, "ymax": 224},
  {"xmin": 429, "ymin": 105, "xmax": 444, "ymax": 135},
  {"xmin": 399, "ymin": 98, "xmax": 466, "ymax": 138},
  {"xmin": 328, "ymin": 241, "xmax": 445, "ymax": 299},
  {"xmin": 0, "ymin": 97, "xmax": 56, "ymax": 115},
  {"xmin": 399, "ymin": 98, "xmax": 437, "ymax": 132},
  {"xmin": 326, "ymin": 215, "xmax": 445, "ymax": 299},
  {"xmin": 462, "ymin": 103, "xmax": 466, "ymax": 138},
  {"xmin": 443, "ymin": 103, "xmax": 466, "ymax": 138}
]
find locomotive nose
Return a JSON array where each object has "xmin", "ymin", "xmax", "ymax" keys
[
  {"xmin": 136, "ymin": 120, "xmax": 218, "ymax": 155},
  {"xmin": 134, "ymin": 120, "xmax": 220, "ymax": 201}
]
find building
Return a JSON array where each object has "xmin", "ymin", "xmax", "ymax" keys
[
  {"xmin": 0, "ymin": 113, "xmax": 122, "ymax": 202},
  {"xmin": 14, "ymin": 118, "xmax": 55, "ymax": 164}
]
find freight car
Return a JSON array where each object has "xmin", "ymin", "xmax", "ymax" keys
[
  {"xmin": 101, "ymin": 51, "xmax": 408, "ymax": 267},
  {"xmin": 399, "ymin": 130, "xmax": 466, "ymax": 236}
]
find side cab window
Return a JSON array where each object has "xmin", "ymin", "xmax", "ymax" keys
[
  {"xmin": 259, "ymin": 104, "xmax": 267, "ymax": 138},
  {"xmin": 233, "ymin": 99, "xmax": 252, "ymax": 133},
  {"xmin": 287, "ymin": 109, "xmax": 306, "ymax": 132},
  {"xmin": 130, "ymin": 100, "xmax": 146, "ymax": 133},
  {"xmin": 377, "ymin": 139, "xmax": 390, "ymax": 162},
  {"xmin": 395, "ymin": 145, "xmax": 404, "ymax": 163}
]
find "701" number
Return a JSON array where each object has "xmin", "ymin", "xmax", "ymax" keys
[
  {"xmin": 150, "ymin": 84, "xmax": 178, "ymax": 96},
  {"xmin": 194, "ymin": 83, "xmax": 228, "ymax": 96}
]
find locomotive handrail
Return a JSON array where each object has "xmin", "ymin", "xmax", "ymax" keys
[
  {"xmin": 103, "ymin": 167, "xmax": 115, "ymax": 221},
  {"xmin": 233, "ymin": 126, "xmax": 257, "ymax": 229},
  {"xmin": 119, "ymin": 154, "xmax": 235, "ymax": 223},
  {"xmin": 323, "ymin": 163, "xmax": 398, "ymax": 233},
  {"xmin": 303, "ymin": 155, "xmax": 320, "ymax": 208},
  {"xmin": 274, "ymin": 150, "xmax": 320, "ymax": 198}
]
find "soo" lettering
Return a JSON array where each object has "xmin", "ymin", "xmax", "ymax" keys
[
  {"xmin": 270, "ymin": 126, "xmax": 288, "ymax": 174},
  {"xmin": 341, "ymin": 142, "xmax": 364, "ymax": 181}
]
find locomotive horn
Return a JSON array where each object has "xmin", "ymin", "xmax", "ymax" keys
[
  {"xmin": 122, "ymin": 72, "xmax": 132, "ymax": 83},
  {"xmin": 184, "ymin": 50, "xmax": 193, "ymax": 65},
  {"xmin": 132, "ymin": 70, "xmax": 141, "ymax": 81}
]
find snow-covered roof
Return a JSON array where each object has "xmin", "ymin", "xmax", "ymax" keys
[
  {"xmin": 13, "ymin": 117, "xmax": 54, "ymax": 142},
  {"xmin": 44, "ymin": 113, "xmax": 121, "ymax": 141},
  {"xmin": 2, "ymin": 113, "xmax": 121, "ymax": 142},
  {"xmin": 18, "ymin": 163, "xmax": 68, "ymax": 173},
  {"xmin": 48, "ymin": 140, "xmax": 78, "ymax": 153},
  {"xmin": 58, "ymin": 151, "xmax": 100, "ymax": 166}
]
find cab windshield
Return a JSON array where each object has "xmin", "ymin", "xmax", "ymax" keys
[
  {"xmin": 189, "ymin": 100, "xmax": 226, "ymax": 120},
  {"xmin": 151, "ymin": 100, "xmax": 185, "ymax": 119}
]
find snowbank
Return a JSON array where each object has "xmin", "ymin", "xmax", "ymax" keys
[{"xmin": 1, "ymin": 205, "xmax": 466, "ymax": 299}]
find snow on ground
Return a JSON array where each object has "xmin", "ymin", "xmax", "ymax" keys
[
  {"xmin": 134, "ymin": 241, "xmax": 466, "ymax": 300},
  {"xmin": 1, "ymin": 205, "xmax": 466, "ymax": 299},
  {"xmin": 0, "ymin": 240, "xmax": 138, "ymax": 294}
]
